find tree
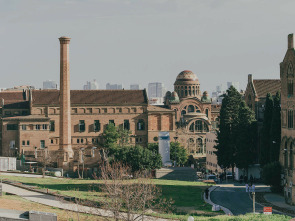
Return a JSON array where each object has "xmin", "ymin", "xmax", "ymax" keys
[
  {"xmin": 235, "ymin": 101, "xmax": 257, "ymax": 174},
  {"xmin": 113, "ymin": 145, "xmax": 162, "ymax": 172},
  {"xmin": 118, "ymin": 126, "xmax": 131, "ymax": 147},
  {"xmin": 170, "ymin": 142, "xmax": 187, "ymax": 166},
  {"xmin": 98, "ymin": 161, "xmax": 173, "ymax": 221},
  {"xmin": 270, "ymin": 91, "xmax": 281, "ymax": 162},
  {"xmin": 260, "ymin": 93, "xmax": 274, "ymax": 166},
  {"xmin": 215, "ymin": 86, "xmax": 242, "ymax": 173},
  {"xmin": 147, "ymin": 142, "xmax": 187, "ymax": 166},
  {"xmin": 262, "ymin": 161, "xmax": 282, "ymax": 193},
  {"xmin": 102, "ymin": 123, "xmax": 120, "ymax": 148}
]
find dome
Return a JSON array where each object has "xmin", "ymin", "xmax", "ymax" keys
[
  {"xmin": 174, "ymin": 70, "xmax": 201, "ymax": 98},
  {"xmin": 169, "ymin": 91, "xmax": 180, "ymax": 103},
  {"xmin": 176, "ymin": 70, "xmax": 198, "ymax": 82},
  {"xmin": 201, "ymin": 91, "xmax": 211, "ymax": 103}
]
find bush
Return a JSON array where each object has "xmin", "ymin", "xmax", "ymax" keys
[{"xmin": 262, "ymin": 161, "xmax": 282, "ymax": 193}]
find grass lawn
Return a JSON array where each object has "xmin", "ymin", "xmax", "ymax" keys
[{"xmin": 0, "ymin": 174, "xmax": 217, "ymax": 219}]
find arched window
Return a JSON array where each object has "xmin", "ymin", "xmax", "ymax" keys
[
  {"xmin": 195, "ymin": 106, "xmax": 201, "ymax": 113},
  {"xmin": 205, "ymin": 109, "xmax": 209, "ymax": 117},
  {"xmin": 290, "ymin": 142, "xmax": 293, "ymax": 169},
  {"xmin": 137, "ymin": 119, "xmax": 145, "ymax": 130},
  {"xmin": 185, "ymin": 90, "xmax": 187, "ymax": 96},
  {"xmin": 181, "ymin": 110, "xmax": 186, "ymax": 116},
  {"xmin": 188, "ymin": 105, "xmax": 194, "ymax": 113},
  {"xmin": 195, "ymin": 121, "xmax": 203, "ymax": 132}
]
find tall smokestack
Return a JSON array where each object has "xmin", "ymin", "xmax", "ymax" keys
[{"xmin": 58, "ymin": 36, "xmax": 73, "ymax": 168}]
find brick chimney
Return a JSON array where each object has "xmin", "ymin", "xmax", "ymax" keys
[
  {"xmin": 288, "ymin": 34, "xmax": 294, "ymax": 49},
  {"xmin": 58, "ymin": 36, "xmax": 73, "ymax": 168}
]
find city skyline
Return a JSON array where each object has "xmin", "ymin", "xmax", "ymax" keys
[{"xmin": 0, "ymin": 0, "xmax": 292, "ymax": 93}]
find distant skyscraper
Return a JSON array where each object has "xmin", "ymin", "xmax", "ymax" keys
[
  {"xmin": 106, "ymin": 83, "xmax": 123, "ymax": 90},
  {"xmin": 216, "ymin": 84, "xmax": 225, "ymax": 93},
  {"xmin": 227, "ymin": 82, "xmax": 240, "ymax": 92},
  {"xmin": 130, "ymin": 84, "xmax": 140, "ymax": 90},
  {"xmin": 148, "ymin": 82, "xmax": 166, "ymax": 98},
  {"xmin": 43, "ymin": 80, "xmax": 57, "ymax": 89},
  {"xmin": 83, "ymin": 79, "xmax": 99, "ymax": 90}
]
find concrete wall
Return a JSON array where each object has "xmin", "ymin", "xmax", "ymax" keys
[{"xmin": 0, "ymin": 157, "xmax": 16, "ymax": 171}]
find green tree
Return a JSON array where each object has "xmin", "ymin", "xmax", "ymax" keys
[
  {"xmin": 215, "ymin": 86, "xmax": 242, "ymax": 172},
  {"xmin": 270, "ymin": 91, "xmax": 281, "ymax": 162},
  {"xmin": 170, "ymin": 142, "xmax": 187, "ymax": 166},
  {"xmin": 147, "ymin": 142, "xmax": 187, "ymax": 166},
  {"xmin": 113, "ymin": 145, "xmax": 162, "ymax": 172},
  {"xmin": 235, "ymin": 101, "xmax": 257, "ymax": 173},
  {"xmin": 118, "ymin": 126, "xmax": 131, "ymax": 147},
  {"xmin": 262, "ymin": 161, "xmax": 282, "ymax": 193},
  {"xmin": 260, "ymin": 93, "xmax": 274, "ymax": 166},
  {"xmin": 102, "ymin": 123, "xmax": 120, "ymax": 148}
]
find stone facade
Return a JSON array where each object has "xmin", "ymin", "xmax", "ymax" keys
[
  {"xmin": 164, "ymin": 70, "xmax": 219, "ymax": 159},
  {"xmin": 280, "ymin": 33, "xmax": 295, "ymax": 205}
]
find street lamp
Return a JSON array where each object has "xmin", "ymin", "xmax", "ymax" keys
[{"xmin": 91, "ymin": 146, "xmax": 97, "ymax": 158}]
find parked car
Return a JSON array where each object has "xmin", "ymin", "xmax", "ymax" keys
[
  {"xmin": 226, "ymin": 172, "xmax": 233, "ymax": 180},
  {"xmin": 206, "ymin": 174, "xmax": 218, "ymax": 183}
]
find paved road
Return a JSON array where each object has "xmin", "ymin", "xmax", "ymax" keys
[
  {"xmin": 210, "ymin": 185, "xmax": 264, "ymax": 215},
  {"xmin": 0, "ymin": 172, "xmax": 59, "ymax": 179}
]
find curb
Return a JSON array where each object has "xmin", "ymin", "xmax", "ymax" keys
[{"xmin": 204, "ymin": 186, "xmax": 233, "ymax": 216}]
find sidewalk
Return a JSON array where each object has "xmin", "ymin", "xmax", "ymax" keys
[
  {"xmin": 264, "ymin": 193, "xmax": 295, "ymax": 213},
  {"xmin": 2, "ymin": 183, "xmax": 168, "ymax": 221}
]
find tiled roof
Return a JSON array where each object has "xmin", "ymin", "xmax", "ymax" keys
[
  {"xmin": 0, "ymin": 91, "xmax": 26, "ymax": 104},
  {"xmin": 147, "ymin": 105, "xmax": 173, "ymax": 112},
  {"xmin": 32, "ymin": 90, "xmax": 148, "ymax": 105},
  {"xmin": 253, "ymin": 80, "xmax": 281, "ymax": 98}
]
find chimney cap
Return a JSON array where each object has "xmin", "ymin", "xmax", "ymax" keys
[{"xmin": 59, "ymin": 36, "xmax": 71, "ymax": 44}]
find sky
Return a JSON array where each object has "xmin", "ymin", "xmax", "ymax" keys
[{"xmin": 0, "ymin": 0, "xmax": 294, "ymax": 94}]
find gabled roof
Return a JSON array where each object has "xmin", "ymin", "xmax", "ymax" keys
[
  {"xmin": 252, "ymin": 80, "xmax": 281, "ymax": 98},
  {"xmin": 32, "ymin": 90, "xmax": 148, "ymax": 106},
  {"xmin": 0, "ymin": 91, "xmax": 26, "ymax": 105}
]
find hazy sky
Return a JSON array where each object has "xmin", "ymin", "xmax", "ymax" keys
[{"xmin": 0, "ymin": 0, "xmax": 294, "ymax": 93}]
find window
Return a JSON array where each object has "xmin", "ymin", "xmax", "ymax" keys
[
  {"xmin": 36, "ymin": 124, "xmax": 41, "ymax": 130},
  {"xmin": 288, "ymin": 110, "xmax": 294, "ymax": 129},
  {"xmin": 40, "ymin": 140, "xmax": 45, "ymax": 148},
  {"xmin": 94, "ymin": 120, "xmax": 101, "ymax": 132},
  {"xmin": 195, "ymin": 121, "xmax": 203, "ymax": 132},
  {"xmin": 7, "ymin": 124, "xmax": 18, "ymax": 130},
  {"xmin": 285, "ymin": 142, "xmax": 288, "ymax": 168},
  {"xmin": 5, "ymin": 111, "xmax": 11, "ymax": 116},
  {"xmin": 22, "ymin": 140, "xmax": 25, "ymax": 146},
  {"xmin": 22, "ymin": 125, "xmax": 27, "ymax": 130},
  {"xmin": 205, "ymin": 109, "xmax": 209, "ymax": 118},
  {"xmin": 27, "ymin": 140, "xmax": 30, "ymax": 146},
  {"xmin": 50, "ymin": 121, "xmax": 55, "ymax": 131},
  {"xmin": 79, "ymin": 120, "xmax": 85, "ymax": 132},
  {"xmin": 109, "ymin": 120, "xmax": 115, "ymax": 126},
  {"xmin": 288, "ymin": 79, "xmax": 294, "ymax": 97},
  {"xmin": 51, "ymin": 139, "xmax": 54, "ymax": 144},
  {"xmin": 188, "ymin": 105, "xmax": 194, "ymax": 113},
  {"xmin": 77, "ymin": 139, "xmax": 80, "ymax": 144},
  {"xmin": 137, "ymin": 119, "xmax": 145, "ymax": 130},
  {"xmin": 22, "ymin": 110, "xmax": 28, "ymax": 115},
  {"xmin": 124, "ymin": 120, "xmax": 130, "ymax": 130},
  {"xmin": 42, "ymin": 124, "xmax": 48, "ymax": 130},
  {"xmin": 81, "ymin": 139, "xmax": 84, "ymax": 143}
]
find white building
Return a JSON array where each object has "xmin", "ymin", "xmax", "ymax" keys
[
  {"xmin": 83, "ymin": 80, "xmax": 99, "ymax": 90},
  {"xmin": 43, "ymin": 80, "xmax": 57, "ymax": 89},
  {"xmin": 106, "ymin": 83, "xmax": 123, "ymax": 90}
]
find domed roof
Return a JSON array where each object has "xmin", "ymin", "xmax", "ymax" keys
[
  {"xmin": 174, "ymin": 70, "xmax": 199, "ymax": 85},
  {"xmin": 201, "ymin": 91, "xmax": 211, "ymax": 103},
  {"xmin": 169, "ymin": 91, "xmax": 180, "ymax": 103}
]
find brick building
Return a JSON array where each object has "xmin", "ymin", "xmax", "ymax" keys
[
  {"xmin": 164, "ymin": 70, "xmax": 219, "ymax": 159},
  {"xmin": 280, "ymin": 33, "xmax": 295, "ymax": 204}
]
